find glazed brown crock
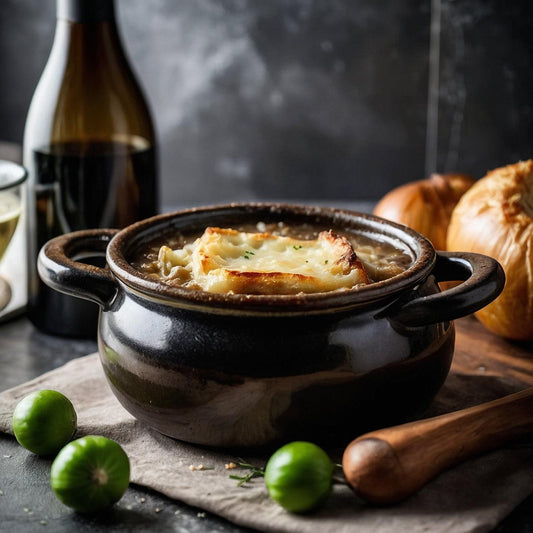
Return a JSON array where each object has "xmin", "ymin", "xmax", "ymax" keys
[{"xmin": 37, "ymin": 203, "xmax": 505, "ymax": 449}]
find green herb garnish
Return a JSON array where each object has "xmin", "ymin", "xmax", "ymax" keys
[{"xmin": 229, "ymin": 461, "xmax": 265, "ymax": 487}]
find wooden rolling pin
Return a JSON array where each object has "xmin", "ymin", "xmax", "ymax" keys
[{"xmin": 342, "ymin": 387, "xmax": 533, "ymax": 504}]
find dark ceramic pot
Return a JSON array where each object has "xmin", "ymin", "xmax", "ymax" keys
[{"xmin": 38, "ymin": 204, "xmax": 504, "ymax": 449}]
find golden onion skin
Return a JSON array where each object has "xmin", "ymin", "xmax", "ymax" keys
[
  {"xmin": 374, "ymin": 173, "xmax": 474, "ymax": 251},
  {"xmin": 447, "ymin": 159, "xmax": 533, "ymax": 341}
]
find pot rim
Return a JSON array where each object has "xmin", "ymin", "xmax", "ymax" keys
[{"xmin": 105, "ymin": 202, "xmax": 436, "ymax": 313}]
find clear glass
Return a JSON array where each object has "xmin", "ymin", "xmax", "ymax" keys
[{"xmin": 0, "ymin": 161, "xmax": 27, "ymax": 311}]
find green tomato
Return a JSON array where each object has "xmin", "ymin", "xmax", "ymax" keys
[
  {"xmin": 51, "ymin": 435, "xmax": 130, "ymax": 513},
  {"xmin": 12, "ymin": 389, "xmax": 77, "ymax": 456},
  {"xmin": 264, "ymin": 441, "xmax": 334, "ymax": 513}
]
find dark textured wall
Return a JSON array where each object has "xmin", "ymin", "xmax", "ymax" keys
[
  {"xmin": 436, "ymin": 1, "xmax": 533, "ymax": 178},
  {"xmin": 0, "ymin": 1, "xmax": 531, "ymax": 206}
]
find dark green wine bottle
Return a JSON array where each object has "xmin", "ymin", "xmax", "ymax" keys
[{"xmin": 23, "ymin": 0, "xmax": 158, "ymax": 337}]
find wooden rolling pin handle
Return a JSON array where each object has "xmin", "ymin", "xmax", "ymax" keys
[{"xmin": 342, "ymin": 387, "xmax": 533, "ymax": 505}]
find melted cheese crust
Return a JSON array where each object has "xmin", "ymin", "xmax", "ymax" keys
[{"xmin": 156, "ymin": 227, "xmax": 370, "ymax": 294}]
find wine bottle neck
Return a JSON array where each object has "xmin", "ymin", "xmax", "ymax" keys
[{"xmin": 57, "ymin": 0, "xmax": 115, "ymax": 23}]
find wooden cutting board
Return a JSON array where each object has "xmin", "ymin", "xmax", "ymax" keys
[{"xmin": 453, "ymin": 315, "xmax": 533, "ymax": 387}]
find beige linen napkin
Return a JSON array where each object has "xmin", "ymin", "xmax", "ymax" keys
[{"xmin": 1, "ymin": 353, "xmax": 532, "ymax": 533}]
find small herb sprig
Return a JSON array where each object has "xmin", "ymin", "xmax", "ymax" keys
[
  {"xmin": 243, "ymin": 250, "xmax": 256, "ymax": 260},
  {"xmin": 229, "ymin": 460, "xmax": 265, "ymax": 487}
]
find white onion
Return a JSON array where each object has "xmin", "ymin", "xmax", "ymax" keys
[{"xmin": 447, "ymin": 160, "xmax": 533, "ymax": 340}]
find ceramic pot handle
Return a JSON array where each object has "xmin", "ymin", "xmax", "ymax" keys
[
  {"xmin": 388, "ymin": 251, "xmax": 505, "ymax": 327},
  {"xmin": 37, "ymin": 229, "xmax": 120, "ymax": 310}
]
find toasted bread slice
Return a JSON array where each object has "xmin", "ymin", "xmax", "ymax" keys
[{"xmin": 160, "ymin": 226, "xmax": 369, "ymax": 294}]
